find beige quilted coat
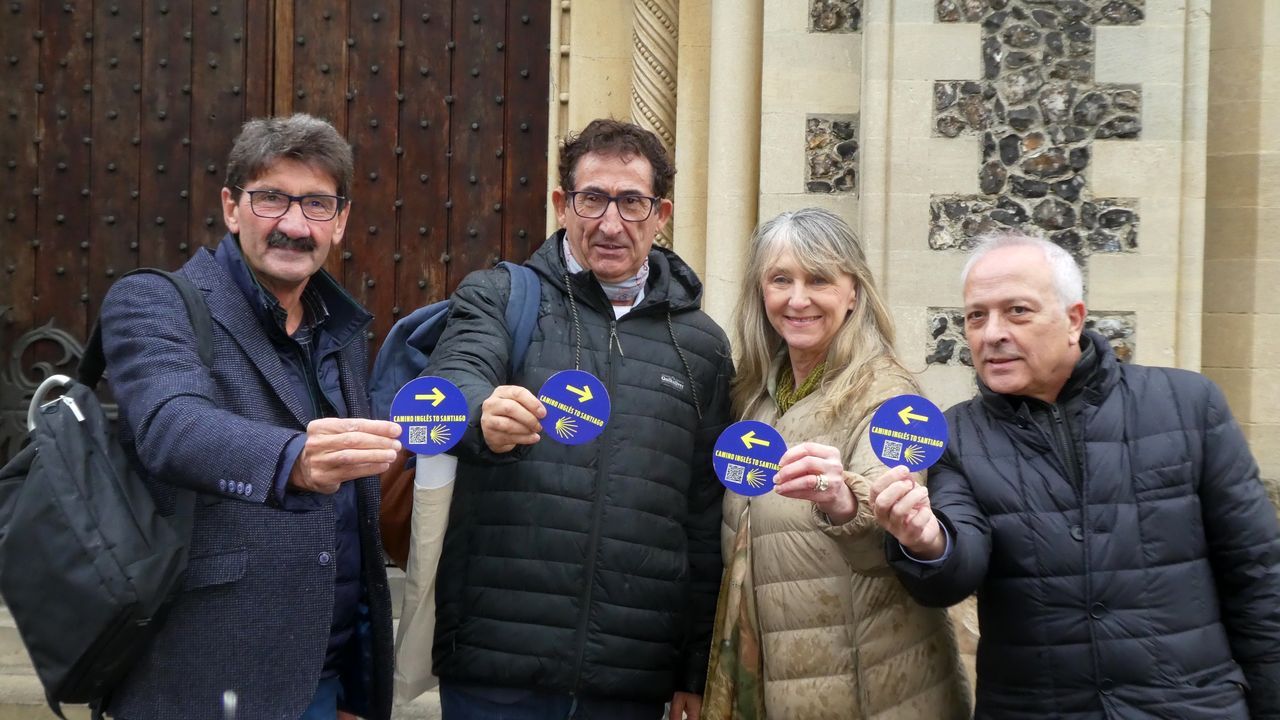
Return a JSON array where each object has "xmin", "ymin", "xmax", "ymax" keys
[{"xmin": 722, "ymin": 358, "xmax": 970, "ymax": 719}]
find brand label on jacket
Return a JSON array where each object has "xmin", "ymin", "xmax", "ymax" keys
[{"xmin": 659, "ymin": 373, "xmax": 686, "ymax": 393}]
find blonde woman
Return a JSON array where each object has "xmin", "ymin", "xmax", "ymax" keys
[{"xmin": 706, "ymin": 208, "xmax": 969, "ymax": 719}]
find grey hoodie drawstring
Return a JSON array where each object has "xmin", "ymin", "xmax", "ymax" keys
[
  {"xmin": 667, "ymin": 313, "xmax": 703, "ymax": 420},
  {"xmin": 564, "ymin": 272, "xmax": 583, "ymax": 370}
]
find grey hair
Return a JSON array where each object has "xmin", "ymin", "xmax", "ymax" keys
[
  {"xmin": 731, "ymin": 207, "xmax": 907, "ymax": 420},
  {"xmin": 961, "ymin": 231, "xmax": 1084, "ymax": 308},
  {"xmin": 224, "ymin": 113, "xmax": 354, "ymax": 201}
]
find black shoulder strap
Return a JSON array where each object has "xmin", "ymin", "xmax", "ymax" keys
[{"xmin": 78, "ymin": 268, "xmax": 214, "ymax": 388}]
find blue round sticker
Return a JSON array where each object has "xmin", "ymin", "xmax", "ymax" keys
[
  {"xmin": 867, "ymin": 394, "xmax": 948, "ymax": 472},
  {"xmin": 538, "ymin": 369, "xmax": 610, "ymax": 445},
  {"xmin": 712, "ymin": 420, "xmax": 788, "ymax": 497},
  {"xmin": 389, "ymin": 376, "xmax": 469, "ymax": 455}
]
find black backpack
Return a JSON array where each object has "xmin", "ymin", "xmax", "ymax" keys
[{"xmin": 0, "ymin": 269, "xmax": 209, "ymax": 718}]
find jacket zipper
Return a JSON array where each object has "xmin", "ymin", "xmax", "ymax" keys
[
  {"xmin": 608, "ymin": 320, "xmax": 625, "ymax": 356},
  {"xmin": 1047, "ymin": 402, "xmax": 1103, "ymax": 690},
  {"xmin": 1049, "ymin": 404, "xmax": 1082, "ymax": 489},
  {"xmin": 571, "ymin": 320, "xmax": 621, "ymax": 691}
]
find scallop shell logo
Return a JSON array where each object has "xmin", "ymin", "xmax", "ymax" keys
[
  {"xmin": 554, "ymin": 416, "xmax": 578, "ymax": 439},
  {"xmin": 430, "ymin": 425, "xmax": 451, "ymax": 445},
  {"xmin": 745, "ymin": 468, "xmax": 765, "ymax": 488},
  {"xmin": 903, "ymin": 444, "xmax": 925, "ymax": 465}
]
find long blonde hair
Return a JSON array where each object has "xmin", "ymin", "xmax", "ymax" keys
[{"xmin": 731, "ymin": 208, "xmax": 906, "ymax": 419}]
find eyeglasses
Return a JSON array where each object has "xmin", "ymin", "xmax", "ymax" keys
[
  {"xmin": 566, "ymin": 191, "xmax": 659, "ymax": 222},
  {"xmin": 236, "ymin": 186, "xmax": 348, "ymax": 222}
]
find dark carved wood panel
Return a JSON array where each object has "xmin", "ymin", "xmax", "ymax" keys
[
  {"xmin": 346, "ymin": 1, "xmax": 403, "ymax": 347},
  {"xmin": 396, "ymin": 2, "xmax": 451, "ymax": 325},
  {"xmin": 243, "ymin": 0, "xmax": 272, "ymax": 120},
  {"xmin": 138, "ymin": 0, "xmax": 193, "ymax": 272},
  {"xmin": 190, "ymin": 0, "xmax": 250, "ymax": 257},
  {"xmin": 502, "ymin": 2, "xmax": 549, "ymax": 263},
  {"xmin": 448, "ymin": 1, "xmax": 506, "ymax": 281},
  {"xmin": 288, "ymin": 0, "xmax": 348, "ymax": 133},
  {"xmin": 1, "ymin": 2, "xmax": 40, "ymax": 335},
  {"xmin": 35, "ymin": 0, "xmax": 94, "ymax": 338},
  {"xmin": 0, "ymin": 0, "xmax": 550, "ymax": 463},
  {"xmin": 87, "ymin": 0, "xmax": 144, "ymax": 322}
]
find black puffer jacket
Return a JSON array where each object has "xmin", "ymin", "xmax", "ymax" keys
[
  {"xmin": 427, "ymin": 231, "xmax": 733, "ymax": 702},
  {"xmin": 889, "ymin": 332, "xmax": 1280, "ymax": 719}
]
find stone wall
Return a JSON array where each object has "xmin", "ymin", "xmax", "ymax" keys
[
  {"xmin": 1204, "ymin": 1, "xmax": 1280, "ymax": 505},
  {"xmin": 854, "ymin": 1, "xmax": 1207, "ymax": 412},
  {"xmin": 806, "ymin": 115, "xmax": 860, "ymax": 194},
  {"xmin": 758, "ymin": 0, "xmax": 861, "ymax": 225}
]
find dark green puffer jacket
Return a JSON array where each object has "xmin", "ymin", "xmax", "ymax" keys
[{"xmin": 428, "ymin": 230, "xmax": 733, "ymax": 702}]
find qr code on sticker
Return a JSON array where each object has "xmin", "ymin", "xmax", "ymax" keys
[
  {"xmin": 882, "ymin": 439, "xmax": 903, "ymax": 461},
  {"xmin": 724, "ymin": 463, "xmax": 746, "ymax": 485},
  {"xmin": 408, "ymin": 426, "xmax": 429, "ymax": 444}
]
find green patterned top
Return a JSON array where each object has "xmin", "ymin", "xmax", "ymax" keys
[{"xmin": 774, "ymin": 360, "xmax": 826, "ymax": 416}]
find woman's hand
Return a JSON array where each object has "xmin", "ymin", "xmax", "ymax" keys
[{"xmin": 773, "ymin": 441, "xmax": 858, "ymax": 524}]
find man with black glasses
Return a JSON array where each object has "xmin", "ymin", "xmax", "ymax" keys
[
  {"xmin": 99, "ymin": 114, "xmax": 399, "ymax": 720},
  {"xmin": 424, "ymin": 119, "xmax": 733, "ymax": 719}
]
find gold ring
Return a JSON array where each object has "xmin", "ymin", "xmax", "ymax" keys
[{"xmin": 815, "ymin": 474, "xmax": 829, "ymax": 492}]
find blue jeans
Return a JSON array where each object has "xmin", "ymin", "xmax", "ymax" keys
[
  {"xmin": 299, "ymin": 676, "xmax": 344, "ymax": 720},
  {"xmin": 439, "ymin": 683, "xmax": 663, "ymax": 720}
]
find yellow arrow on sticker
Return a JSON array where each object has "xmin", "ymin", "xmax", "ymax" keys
[
  {"xmin": 741, "ymin": 431, "xmax": 770, "ymax": 450},
  {"xmin": 567, "ymin": 384, "xmax": 594, "ymax": 403},
  {"xmin": 898, "ymin": 406, "xmax": 928, "ymax": 425},
  {"xmin": 414, "ymin": 388, "xmax": 446, "ymax": 407}
]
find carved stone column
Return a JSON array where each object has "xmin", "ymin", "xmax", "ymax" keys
[{"xmin": 630, "ymin": 0, "xmax": 679, "ymax": 246}]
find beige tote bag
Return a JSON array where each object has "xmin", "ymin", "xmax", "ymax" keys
[{"xmin": 392, "ymin": 454, "xmax": 457, "ymax": 705}]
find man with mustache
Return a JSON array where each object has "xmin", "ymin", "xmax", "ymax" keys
[
  {"xmin": 423, "ymin": 119, "xmax": 733, "ymax": 719},
  {"xmin": 869, "ymin": 232, "xmax": 1280, "ymax": 719},
  {"xmin": 98, "ymin": 114, "xmax": 400, "ymax": 719}
]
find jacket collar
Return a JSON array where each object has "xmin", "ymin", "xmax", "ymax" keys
[
  {"xmin": 182, "ymin": 235, "xmax": 371, "ymax": 427},
  {"xmin": 525, "ymin": 229, "xmax": 705, "ymax": 316}
]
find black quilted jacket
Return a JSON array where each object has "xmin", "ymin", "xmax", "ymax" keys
[
  {"xmin": 889, "ymin": 331, "xmax": 1280, "ymax": 719},
  {"xmin": 427, "ymin": 231, "xmax": 733, "ymax": 702}
]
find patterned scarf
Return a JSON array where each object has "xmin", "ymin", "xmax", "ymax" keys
[
  {"xmin": 703, "ymin": 504, "xmax": 765, "ymax": 720},
  {"xmin": 775, "ymin": 360, "xmax": 827, "ymax": 416},
  {"xmin": 563, "ymin": 236, "xmax": 649, "ymax": 307}
]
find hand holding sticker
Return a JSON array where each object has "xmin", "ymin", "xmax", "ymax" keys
[
  {"xmin": 867, "ymin": 394, "xmax": 948, "ymax": 472},
  {"xmin": 772, "ymin": 442, "xmax": 858, "ymax": 524},
  {"xmin": 390, "ymin": 376, "xmax": 469, "ymax": 455},
  {"xmin": 866, "ymin": 394, "xmax": 949, "ymax": 560}
]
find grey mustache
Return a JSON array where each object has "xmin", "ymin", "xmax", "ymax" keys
[{"xmin": 266, "ymin": 231, "xmax": 316, "ymax": 252}]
